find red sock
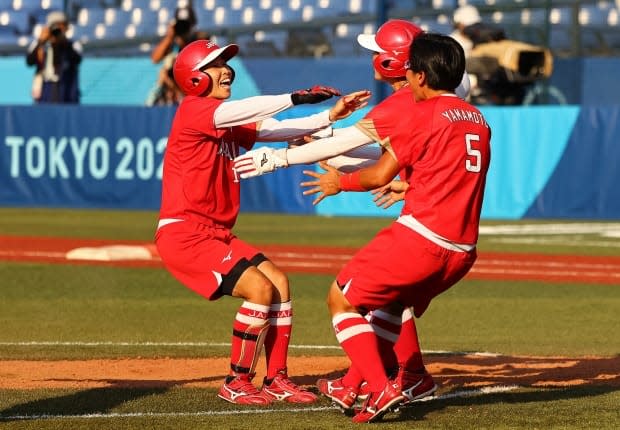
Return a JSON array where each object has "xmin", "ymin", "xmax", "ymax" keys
[
  {"xmin": 341, "ymin": 365, "xmax": 364, "ymax": 389},
  {"xmin": 368, "ymin": 309, "xmax": 401, "ymax": 373},
  {"xmin": 394, "ymin": 307, "xmax": 424, "ymax": 371},
  {"xmin": 264, "ymin": 300, "xmax": 292, "ymax": 379},
  {"xmin": 333, "ymin": 312, "xmax": 387, "ymax": 392},
  {"xmin": 229, "ymin": 301, "xmax": 270, "ymax": 377}
]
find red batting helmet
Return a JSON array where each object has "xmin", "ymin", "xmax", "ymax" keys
[
  {"xmin": 357, "ymin": 19, "xmax": 423, "ymax": 78},
  {"xmin": 173, "ymin": 39, "xmax": 239, "ymax": 96}
]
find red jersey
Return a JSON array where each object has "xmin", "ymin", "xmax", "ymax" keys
[
  {"xmin": 159, "ymin": 96, "xmax": 257, "ymax": 229},
  {"xmin": 359, "ymin": 92, "xmax": 491, "ymax": 244}
]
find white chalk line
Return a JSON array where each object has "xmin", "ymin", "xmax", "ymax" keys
[
  {"xmin": 0, "ymin": 341, "xmax": 500, "ymax": 357},
  {"xmin": 0, "ymin": 341, "xmax": 337, "ymax": 349},
  {"xmin": 0, "ymin": 385, "xmax": 520, "ymax": 421}
]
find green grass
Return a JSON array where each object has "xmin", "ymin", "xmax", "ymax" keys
[
  {"xmin": 0, "ymin": 208, "xmax": 619, "ymax": 429},
  {"xmin": 1, "ymin": 387, "xmax": 618, "ymax": 429}
]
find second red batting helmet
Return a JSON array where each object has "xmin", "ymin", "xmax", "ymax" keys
[
  {"xmin": 357, "ymin": 19, "xmax": 423, "ymax": 78},
  {"xmin": 173, "ymin": 39, "xmax": 239, "ymax": 96}
]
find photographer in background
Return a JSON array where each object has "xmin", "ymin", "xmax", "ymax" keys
[
  {"xmin": 151, "ymin": 5, "xmax": 210, "ymax": 64},
  {"xmin": 26, "ymin": 11, "xmax": 82, "ymax": 104},
  {"xmin": 147, "ymin": 4, "xmax": 210, "ymax": 106}
]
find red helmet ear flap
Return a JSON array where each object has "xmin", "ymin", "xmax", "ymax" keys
[
  {"xmin": 177, "ymin": 69, "xmax": 211, "ymax": 96},
  {"xmin": 189, "ymin": 70, "xmax": 211, "ymax": 96},
  {"xmin": 373, "ymin": 52, "xmax": 407, "ymax": 78}
]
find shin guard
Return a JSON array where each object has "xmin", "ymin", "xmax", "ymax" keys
[{"xmin": 230, "ymin": 301, "xmax": 270, "ymax": 376}]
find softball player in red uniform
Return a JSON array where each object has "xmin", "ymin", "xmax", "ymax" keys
[
  {"xmin": 234, "ymin": 20, "xmax": 472, "ymax": 413},
  {"xmin": 301, "ymin": 33, "xmax": 491, "ymax": 422},
  {"xmin": 155, "ymin": 39, "xmax": 370, "ymax": 405}
]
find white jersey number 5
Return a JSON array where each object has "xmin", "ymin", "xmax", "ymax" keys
[{"xmin": 465, "ymin": 133, "xmax": 481, "ymax": 173}]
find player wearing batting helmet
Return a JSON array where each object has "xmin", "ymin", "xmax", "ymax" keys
[
  {"xmin": 156, "ymin": 39, "xmax": 370, "ymax": 406},
  {"xmin": 233, "ymin": 21, "xmax": 473, "ymax": 421},
  {"xmin": 300, "ymin": 32, "xmax": 490, "ymax": 423}
]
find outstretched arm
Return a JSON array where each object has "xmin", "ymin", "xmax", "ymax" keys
[
  {"xmin": 326, "ymin": 144, "xmax": 383, "ymax": 172},
  {"xmin": 214, "ymin": 85, "xmax": 346, "ymax": 128},
  {"xmin": 255, "ymin": 90, "xmax": 371, "ymax": 142},
  {"xmin": 233, "ymin": 126, "xmax": 374, "ymax": 179},
  {"xmin": 301, "ymin": 151, "xmax": 400, "ymax": 205}
]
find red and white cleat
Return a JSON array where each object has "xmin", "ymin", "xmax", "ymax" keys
[
  {"xmin": 218, "ymin": 374, "xmax": 272, "ymax": 405},
  {"xmin": 351, "ymin": 380, "xmax": 405, "ymax": 423},
  {"xmin": 262, "ymin": 372, "xmax": 318, "ymax": 404},
  {"xmin": 316, "ymin": 377, "xmax": 358, "ymax": 410}
]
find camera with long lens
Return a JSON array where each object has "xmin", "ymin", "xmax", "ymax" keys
[
  {"xmin": 173, "ymin": 19, "xmax": 191, "ymax": 36},
  {"xmin": 50, "ymin": 24, "xmax": 62, "ymax": 37}
]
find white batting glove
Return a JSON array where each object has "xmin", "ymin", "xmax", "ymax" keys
[{"xmin": 233, "ymin": 147, "xmax": 288, "ymax": 179}]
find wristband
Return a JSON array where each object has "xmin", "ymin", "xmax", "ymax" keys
[{"xmin": 339, "ymin": 171, "xmax": 366, "ymax": 192}]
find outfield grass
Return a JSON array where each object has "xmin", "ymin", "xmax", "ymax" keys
[{"xmin": 0, "ymin": 209, "xmax": 618, "ymax": 429}]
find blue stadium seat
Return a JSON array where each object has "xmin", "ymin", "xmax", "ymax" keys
[
  {"xmin": 388, "ymin": 0, "xmax": 417, "ymax": 12},
  {"xmin": 353, "ymin": 0, "xmax": 378, "ymax": 14},
  {"xmin": 579, "ymin": 4, "xmax": 613, "ymax": 27},
  {"xmin": 0, "ymin": 26, "xmax": 18, "ymax": 45},
  {"xmin": 72, "ymin": 22, "xmax": 108, "ymax": 41},
  {"xmin": 0, "ymin": 0, "xmax": 14, "ymax": 11},
  {"xmin": 549, "ymin": 27, "xmax": 572, "ymax": 52},
  {"xmin": 548, "ymin": 7, "xmax": 572, "ymax": 26},
  {"xmin": 76, "ymin": 7, "xmax": 107, "ymax": 27},
  {"xmin": 203, "ymin": 7, "xmax": 243, "ymax": 29},
  {"xmin": 490, "ymin": 10, "xmax": 521, "ymax": 26},
  {"xmin": 258, "ymin": 0, "xmax": 291, "ymax": 10},
  {"xmin": 240, "ymin": 7, "xmax": 272, "ymax": 25},
  {"xmin": 329, "ymin": 22, "xmax": 376, "ymax": 56},
  {"xmin": 158, "ymin": 0, "xmax": 180, "ymax": 9},
  {"xmin": 272, "ymin": 6, "xmax": 303, "ymax": 24},
  {"xmin": 310, "ymin": 0, "xmax": 349, "ymax": 16},
  {"xmin": 135, "ymin": 8, "xmax": 159, "ymax": 27},
  {"xmin": 194, "ymin": 7, "xmax": 212, "ymax": 27},
  {"xmin": 107, "ymin": 9, "xmax": 133, "ymax": 28},
  {"xmin": 236, "ymin": 31, "xmax": 286, "ymax": 57},
  {"xmin": 1, "ymin": 10, "xmax": 31, "ymax": 35},
  {"xmin": 430, "ymin": 0, "xmax": 457, "ymax": 10},
  {"xmin": 519, "ymin": 8, "xmax": 546, "ymax": 26},
  {"xmin": 130, "ymin": 0, "xmax": 155, "ymax": 9},
  {"xmin": 103, "ymin": 22, "xmax": 128, "ymax": 39},
  {"xmin": 42, "ymin": 0, "xmax": 65, "ymax": 11},
  {"xmin": 414, "ymin": 17, "xmax": 452, "ymax": 34},
  {"xmin": 256, "ymin": 29, "xmax": 288, "ymax": 52},
  {"xmin": 301, "ymin": 4, "xmax": 332, "ymax": 20}
]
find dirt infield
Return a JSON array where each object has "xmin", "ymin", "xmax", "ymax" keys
[
  {"xmin": 1, "ymin": 235, "xmax": 619, "ymax": 391},
  {"xmin": 2, "ymin": 234, "xmax": 620, "ymax": 284},
  {"xmin": 1, "ymin": 354, "xmax": 618, "ymax": 390}
]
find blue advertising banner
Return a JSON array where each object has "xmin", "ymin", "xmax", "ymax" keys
[
  {"xmin": 0, "ymin": 105, "xmax": 175, "ymax": 209},
  {"xmin": 2, "ymin": 104, "xmax": 620, "ymax": 219}
]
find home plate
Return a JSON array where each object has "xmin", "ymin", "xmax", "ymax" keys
[{"xmin": 66, "ymin": 245, "xmax": 153, "ymax": 261}]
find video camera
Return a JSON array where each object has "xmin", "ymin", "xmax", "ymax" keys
[{"xmin": 467, "ymin": 39, "xmax": 554, "ymax": 105}]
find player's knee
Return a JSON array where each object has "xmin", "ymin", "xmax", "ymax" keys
[
  {"xmin": 250, "ymin": 277, "xmax": 273, "ymax": 305},
  {"xmin": 326, "ymin": 281, "xmax": 352, "ymax": 315},
  {"xmin": 257, "ymin": 261, "xmax": 290, "ymax": 302},
  {"xmin": 231, "ymin": 267, "xmax": 273, "ymax": 305},
  {"xmin": 269, "ymin": 268, "xmax": 289, "ymax": 291},
  {"xmin": 269, "ymin": 269, "xmax": 290, "ymax": 302}
]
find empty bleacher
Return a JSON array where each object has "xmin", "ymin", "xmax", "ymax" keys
[{"xmin": 1, "ymin": 0, "xmax": 619, "ymax": 57}]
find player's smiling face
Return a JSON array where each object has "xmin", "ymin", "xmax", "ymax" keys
[{"xmin": 203, "ymin": 57, "xmax": 233, "ymax": 99}]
